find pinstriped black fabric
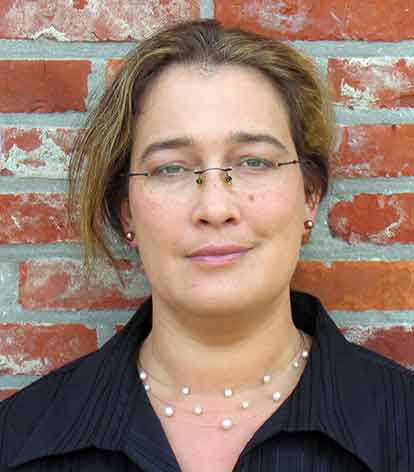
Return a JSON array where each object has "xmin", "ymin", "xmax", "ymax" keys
[{"xmin": 1, "ymin": 291, "xmax": 414, "ymax": 471}]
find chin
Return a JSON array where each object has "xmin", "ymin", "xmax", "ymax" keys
[{"xmin": 175, "ymin": 285, "xmax": 259, "ymax": 315}]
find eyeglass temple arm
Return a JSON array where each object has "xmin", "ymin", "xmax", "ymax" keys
[
  {"xmin": 128, "ymin": 172, "xmax": 149, "ymax": 177},
  {"xmin": 277, "ymin": 159, "xmax": 300, "ymax": 167}
]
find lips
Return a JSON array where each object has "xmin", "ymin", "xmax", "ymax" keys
[{"xmin": 188, "ymin": 244, "xmax": 252, "ymax": 257}]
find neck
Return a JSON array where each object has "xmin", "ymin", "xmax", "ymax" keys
[{"xmin": 138, "ymin": 290, "xmax": 302, "ymax": 395}]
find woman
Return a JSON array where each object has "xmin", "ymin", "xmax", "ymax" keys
[{"xmin": 1, "ymin": 20, "xmax": 413, "ymax": 472}]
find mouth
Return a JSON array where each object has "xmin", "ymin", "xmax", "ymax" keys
[
  {"xmin": 187, "ymin": 245, "xmax": 252, "ymax": 266},
  {"xmin": 189, "ymin": 251, "xmax": 248, "ymax": 265}
]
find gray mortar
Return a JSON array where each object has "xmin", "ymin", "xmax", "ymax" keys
[
  {"xmin": 200, "ymin": 0, "xmax": 214, "ymax": 19},
  {"xmin": 96, "ymin": 323, "xmax": 118, "ymax": 346},
  {"xmin": 0, "ymin": 244, "xmax": 82, "ymax": 261},
  {"xmin": 0, "ymin": 264, "xmax": 18, "ymax": 309},
  {"xmin": 0, "ymin": 177, "xmax": 66, "ymax": 194},
  {"xmin": 0, "ymin": 112, "xmax": 87, "ymax": 127},
  {"xmin": 0, "ymin": 39, "xmax": 134, "ymax": 59},
  {"xmin": 0, "ymin": 375, "xmax": 39, "ymax": 389},
  {"xmin": 3, "ymin": 38, "xmax": 414, "ymax": 59},
  {"xmin": 86, "ymin": 59, "xmax": 106, "ymax": 111},
  {"xmin": 331, "ymin": 310, "xmax": 414, "ymax": 327},
  {"xmin": 291, "ymin": 40, "xmax": 414, "ymax": 58},
  {"xmin": 0, "ymin": 309, "xmax": 135, "ymax": 325}
]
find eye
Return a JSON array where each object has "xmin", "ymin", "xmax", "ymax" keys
[
  {"xmin": 239, "ymin": 157, "xmax": 274, "ymax": 169},
  {"xmin": 152, "ymin": 164, "xmax": 188, "ymax": 176}
]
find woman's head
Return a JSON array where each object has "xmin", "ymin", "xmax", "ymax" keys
[{"xmin": 69, "ymin": 19, "xmax": 334, "ymax": 290}]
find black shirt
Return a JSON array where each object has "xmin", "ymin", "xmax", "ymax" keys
[{"xmin": 1, "ymin": 291, "xmax": 413, "ymax": 471}]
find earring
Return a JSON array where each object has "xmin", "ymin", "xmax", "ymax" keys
[
  {"xmin": 304, "ymin": 219, "xmax": 314, "ymax": 230},
  {"xmin": 125, "ymin": 231, "xmax": 135, "ymax": 241}
]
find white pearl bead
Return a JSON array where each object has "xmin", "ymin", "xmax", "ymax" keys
[
  {"xmin": 139, "ymin": 370, "xmax": 147, "ymax": 381},
  {"xmin": 164, "ymin": 406, "xmax": 175, "ymax": 417},
  {"xmin": 263, "ymin": 375, "xmax": 271, "ymax": 383},
  {"xmin": 221, "ymin": 418, "xmax": 233, "ymax": 430},
  {"xmin": 302, "ymin": 350, "xmax": 309, "ymax": 358},
  {"xmin": 293, "ymin": 360, "xmax": 300, "ymax": 368},
  {"xmin": 224, "ymin": 388, "xmax": 233, "ymax": 398},
  {"xmin": 272, "ymin": 391, "xmax": 282, "ymax": 401},
  {"xmin": 194, "ymin": 406, "xmax": 203, "ymax": 415},
  {"xmin": 144, "ymin": 384, "xmax": 151, "ymax": 392},
  {"xmin": 242, "ymin": 400, "xmax": 250, "ymax": 409},
  {"xmin": 181, "ymin": 386, "xmax": 190, "ymax": 395}
]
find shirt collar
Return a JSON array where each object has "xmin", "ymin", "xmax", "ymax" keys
[{"xmin": 9, "ymin": 292, "xmax": 381, "ymax": 470}]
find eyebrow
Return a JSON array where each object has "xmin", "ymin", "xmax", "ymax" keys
[
  {"xmin": 139, "ymin": 137, "xmax": 194, "ymax": 164},
  {"xmin": 229, "ymin": 131, "xmax": 288, "ymax": 152},
  {"xmin": 138, "ymin": 131, "xmax": 288, "ymax": 164}
]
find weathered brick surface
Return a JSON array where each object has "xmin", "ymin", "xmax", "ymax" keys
[
  {"xmin": 0, "ymin": 0, "xmax": 200, "ymax": 41},
  {"xmin": 0, "ymin": 60, "xmax": 91, "ymax": 112},
  {"xmin": 332, "ymin": 125, "xmax": 414, "ymax": 178},
  {"xmin": 329, "ymin": 194, "xmax": 414, "ymax": 245},
  {"xmin": 329, "ymin": 58, "xmax": 414, "ymax": 109},
  {"xmin": 0, "ymin": 194, "xmax": 77, "ymax": 244},
  {"xmin": 19, "ymin": 260, "xmax": 146, "ymax": 310},
  {"xmin": 0, "ymin": 323, "xmax": 97, "ymax": 376},
  {"xmin": 215, "ymin": 0, "xmax": 414, "ymax": 41},
  {"xmin": 292, "ymin": 261, "xmax": 414, "ymax": 311},
  {"xmin": 0, "ymin": 128, "xmax": 78, "ymax": 179},
  {"xmin": 0, "ymin": 390, "xmax": 19, "ymax": 402},
  {"xmin": 0, "ymin": 0, "xmax": 414, "ymax": 389},
  {"xmin": 343, "ymin": 326, "xmax": 414, "ymax": 370}
]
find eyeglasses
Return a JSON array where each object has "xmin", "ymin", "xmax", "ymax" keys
[{"xmin": 128, "ymin": 157, "xmax": 300, "ymax": 195}]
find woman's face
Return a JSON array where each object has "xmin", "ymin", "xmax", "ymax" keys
[{"xmin": 124, "ymin": 64, "xmax": 318, "ymax": 316}]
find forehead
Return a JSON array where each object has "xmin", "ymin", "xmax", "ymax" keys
[{"xmin": 133, "ymin": 63, "xmax": 294, "ymax": 152}]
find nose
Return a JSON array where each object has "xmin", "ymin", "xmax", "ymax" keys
[{"xmin": 191, "ymin": 169, "xmax": 241, "ymax": 228}]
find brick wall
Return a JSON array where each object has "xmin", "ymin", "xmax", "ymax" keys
[{"xmin": 0, "ymin": 0, "xmax": 413, "ymax": 400}]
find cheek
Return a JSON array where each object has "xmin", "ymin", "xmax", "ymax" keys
[
  {"xmin": 129, "ymin": 193, "xmax": 166, "ymax": 238},
  {"xmin": 248, "ymin": 187, "xmax": 305, "ymax": 238}
]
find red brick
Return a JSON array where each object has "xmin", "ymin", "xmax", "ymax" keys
[
  {"xmin": 332, "ymin": 125, "xmax": 414, "ymax": 178},
  {"xmin": 343, "ymin": 326, "xmax": 414, "ymax": 370},
  {"xmin": 0, "ymin": 390, "xmax": 19, "ymax": 401},
  {"xmin": 0, "ymin": 1, "xmax": 200, "ymax": 41},
  {"xmin": 0, "ymin": 194, "xmax": 77, "ymax": 245},
  {"xmin": 105, "ymin": 59, "xmax": 125, "ymax": 88},
  {"xmin": 329, "ymin": 58, "xmax": 414, "ymax": 109},
  {"xmin": 0, "ymin": 323, "xmax": 97, "ymax": 376},
  {"xmin": 292, "ymin": 261, "xmax": 414, "ymax": 311},
  {"xmin": 19, "ymin": 260, "xmax": 146, "ymax": 311},
  {"xmin": 329, "ymin": 194, "xmax": 414, "ymax": 245},
  {"xmin": 216, "ymin": 0, "xmax": 414, "ymax": 41},
  {"xmin": 0, "ymin": 61, "xmax": 91, "ymax": 113},
  {"xmin": 0, "ymin": 128, "xmax": 78, "ymax": 178}
]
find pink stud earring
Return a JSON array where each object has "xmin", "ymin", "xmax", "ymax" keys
[
  {"xmin": 125, "ymin": 231, "xmax": 135, "ymax": 241},
  {"xmin": 304, "ymin": 220, "xmax": 314, "ymax": 230}
]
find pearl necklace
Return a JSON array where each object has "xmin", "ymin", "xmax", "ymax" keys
[{"xmin": 138, "ymin": 331, "xmax": 309, "ymax": 431}]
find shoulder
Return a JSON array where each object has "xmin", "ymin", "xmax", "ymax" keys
[
  {"xmin": 0, "ymin": 352, "xmax": 94, "ymax": 467},
  {"xmin": 343, "ymin": 338, "xmax": 414, "ymax": 459},
  {"xmin": 346, "ymin": 335, "xmax": 414, "ymax": 387},
  {"xmin": 339, "ymin": 333, "xmax": 414, "ymax": 400},
  {"xmin": 310, "ymin": 326, "xmax": 414, "ymax": 470}
]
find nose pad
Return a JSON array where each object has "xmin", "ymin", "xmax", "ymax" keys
[{"xmin": 195, "ymin": 167, "xmax": 233, "ymax": 186}]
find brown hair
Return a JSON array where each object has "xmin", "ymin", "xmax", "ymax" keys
[{"xmin": 69, "ymin": 19, "xmax": 334, "ymax": 272}]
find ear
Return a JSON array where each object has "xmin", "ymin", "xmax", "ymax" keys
[
  {"xmin": 120, "ymin": 199, "xmax": 138, "ymax": 247},
  {"xmin": 305, "ymin": 190, "xmax": 320, "ymax": 222}
]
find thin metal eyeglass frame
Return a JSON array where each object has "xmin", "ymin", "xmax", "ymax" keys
[{"xmin": 127, "ymin": 159, "xmax": 300, "ymax": 185}]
